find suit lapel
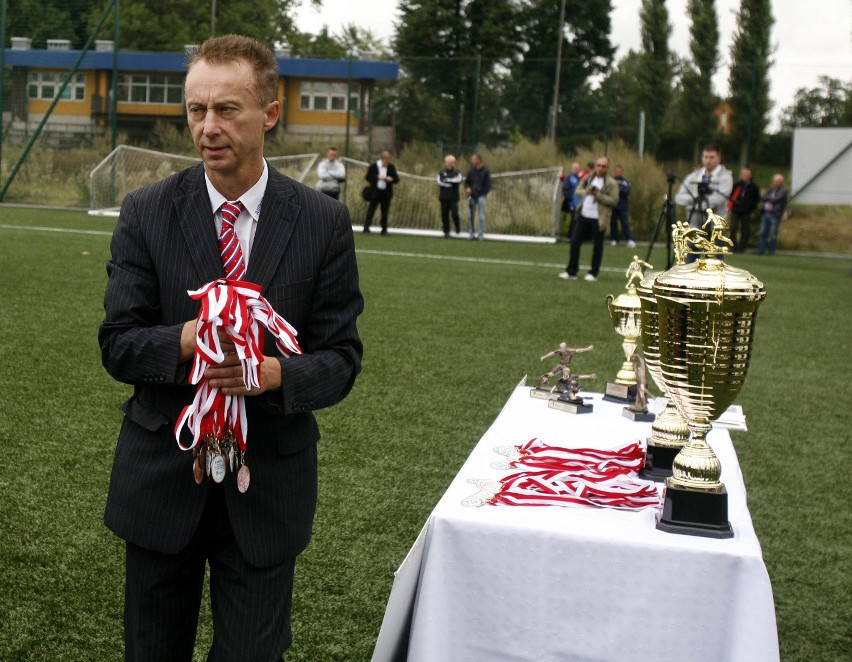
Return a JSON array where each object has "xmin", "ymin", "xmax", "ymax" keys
[
  {"xmin": 246, "ymin": 167, "xmax": 300, "ymax": 291},
  {"xmin": 176, "ymin": 164, "xmax": 224, "ymax": 285}
]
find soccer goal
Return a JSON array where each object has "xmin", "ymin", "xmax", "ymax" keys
[
  {"xmin": 339, "ymin": 158, "xmax": 563, "ymax": 242},
  {"xmin": 88, "ymin": 146, "xmax": 318, "ymax": 216}
]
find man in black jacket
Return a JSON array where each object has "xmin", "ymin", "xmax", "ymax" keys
[
  {"xmin": 727, "ymin": 168, "xmax": 761, "ymax": 252},
  {"xmin": 465, "ymin": 153, "xmax": 492, "ymax": 240},
  {"xmin": 364, "ymin": 150, "xmax": 399, "ymax": 235}
]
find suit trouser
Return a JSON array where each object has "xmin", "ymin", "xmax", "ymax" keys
[
  {"xmin": 365, "ymin": 192, "xmax": 391, "ymax": 231},
  {"xmin": 566, "ymin": 215, "xmax": 605, "ymax": 277},
  {"xmin": 124, "ymin": 485, "xmax": 295, "ymax": 662}
]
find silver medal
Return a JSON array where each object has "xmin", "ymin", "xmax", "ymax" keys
[{"xmin": 211, "ymin": 453, "xmax": 226, "ymax": 483}]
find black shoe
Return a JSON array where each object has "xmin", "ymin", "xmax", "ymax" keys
[{"xmin": 381, "ymin": 229, "xmax": 388, "ymax": 235}]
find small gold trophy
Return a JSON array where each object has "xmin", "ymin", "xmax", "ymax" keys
[
  {"xmin": 637, "ymin": 272, "xmax": 690, "ymax": 480},
  {"xmin": 654, "ymin": 210, "xmax": 766, "ymax": 537},
  {"xmin": 604, "ymin": 256, "xmax": 652, "ymax": 403}
]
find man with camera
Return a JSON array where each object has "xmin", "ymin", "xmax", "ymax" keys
[
  {"xmin": 558, "ymin": 156, "xmax": 618, "ymax": 282},
  {"xmin": 675, "ymin": 143, "xmax": 733, "ymax": 228}
]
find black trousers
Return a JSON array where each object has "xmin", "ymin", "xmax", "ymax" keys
[
  {"xmin": 365, "ymin": 191, "xmax": 391, "ymax": 231},
  {"xmin": 440, "ymin": 199, "xmax": 461, "ymax": 234},
  {"xmin": 123, "ymin": 485, "xmax": 295, "ymax": 662},
  {"xmin": 566, "ymin": 215, "xmax": 605, "ymax": 277}
]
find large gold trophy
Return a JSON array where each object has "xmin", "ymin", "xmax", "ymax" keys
[
  {"xmin": 637, "ymin": 272, "xmax": 689, "ymax": 480},
  {"xmin": 604, "ymin": 256, "xmax": 652, "ymax": 403},
  {"xmin": 654, "ymin": 211, "xmax": 766, "ymax": 537}
]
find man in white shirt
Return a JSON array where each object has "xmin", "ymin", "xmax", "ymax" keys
[
  {"xmin": 558, "ymin": 156, "xmax": 619, "ymax": 282},
  {"xmin": 316, "ymin": 146, "xmax": 347, "ymax": 200}
]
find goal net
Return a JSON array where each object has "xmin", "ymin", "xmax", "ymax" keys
[
  {"xmin": 90, "ymin": 147, "xmax": 563, "ymax": 242},
  {"xmin": 89, "ymin": 145, "xmax": 318, "ymax": 216},
  {"xmin": 338, "ymin": 158, "xmax": 563, "ymax": 241}
]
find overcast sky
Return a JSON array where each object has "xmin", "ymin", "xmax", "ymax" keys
[{"xmin": 294, "ymin": 0, "xmax": 852, "ymax": 130}]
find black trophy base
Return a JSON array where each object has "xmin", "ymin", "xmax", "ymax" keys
[
  {"xmin": 622, "ymin": 407, "xmax": 655, "ymax": 423},
  {"xmin": 603, "ymin": 382, "xmax": 636, "ymax": 404},
  {"xmin": 639, "ymin": 443, "xmax": 681, "ymax": 482},
  {"xmin": 529, "ymin": 387, "xmax": 555, "ymax": 401},
  {"xmin": 656, "ymin": 483, "xmax": 734, "ymax": 539},
  {"xmin": 548, "ymin": 398, "xmax": 593, "ymax": 414}
]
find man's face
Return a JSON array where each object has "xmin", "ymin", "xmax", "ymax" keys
[
  {"xmin": 773, "ymin": 175, "xmax": 783, "ymax": 188},
  {"xmin": 741, "ymin": 169, "xmax": 752, "ymax": 181},
  {"xmin": 185, "ymin": 59, "xmax": 279, "ymax": 185},
  {"xmin": 702, "ymin": 149, "xmax": 721, "ymax": 171},
  {"xmin": 471, "ymin": 155, "xmax": 482, "ymax": 168},
  {"xmin": 327, "ymin": 149, "xmax": 338, "ymax": 161},
  {"xmin": 614, "ymin": 166, "xmax": 623, "ymax": 178},
  {"xmin": 445, "ymin": 157, "xmax": 455, "ymax": 169},
  {"xmin": 594, "ymin": 159, "xmax": 609, "ymax": 176}
]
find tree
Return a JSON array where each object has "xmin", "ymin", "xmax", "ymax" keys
[
  {"xmin": 726, "ymin": 0, "xmax": 774, "ymax": 165},
  {"xmin": 390, "ymin": 0, "xmax": 519, "ymax": 149},
  {"xmin": 636, "ymin": 0, "xmax": 673, "ymax": 154},
  {"xmin": 780, "ymin": 76, "xmax": 852, "ymax": 129},
  {"xmin": 679, "ymin": 0, "xmax": 720, "ymax": 160},
  {"xmin": 503, "ymin": 0, "xmax": 614, "ymax": 150},
  {"xmin": 6, "ymin": 0, "xmax": 99, "ymax": 49}
]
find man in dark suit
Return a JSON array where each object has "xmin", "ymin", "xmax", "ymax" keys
[
  {"xmin": 363, "ymin": 150, "xmax": 398, "ymax": 235},
  {"xmin": 727, "ymin": 168, "xmax": 761, "ymax": 252},
  {"xmin": 99, "ymin": 35, "xmax": 363, "ymax": 661}
]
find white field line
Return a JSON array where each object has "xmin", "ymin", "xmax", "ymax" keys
[{"xmin": 0, "ymin": 223, "xmax": 629, "ymax": 273}]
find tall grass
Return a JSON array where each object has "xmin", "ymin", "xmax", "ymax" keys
[{"xmin": 0, "ymin": 207, "xmax": 849, "ymax": 660}]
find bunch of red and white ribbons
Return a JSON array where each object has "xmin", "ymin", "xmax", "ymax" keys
[
  {"xmin": 174, "ymin": 278, "xmax": 302, "ymax": 453},
  {"xmin": 487, "ymin": 438, "xmax": 659, "ymax": 510}
]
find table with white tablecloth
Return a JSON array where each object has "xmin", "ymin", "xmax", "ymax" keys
[{"xmin": 372, "ymin": 384, "xmax": 779, "ymax": 662}]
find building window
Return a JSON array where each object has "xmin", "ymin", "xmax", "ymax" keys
[
  {"xmin": 27, "ymin": 71, "xmax": 86, "ymax": 101},
  {"xmin": 118, "ymin": 74, "xmax": 184, "ymax": 105},
  {"xmin": 299, "ymin": 81, "xmax": 359, "ymax": 112}
]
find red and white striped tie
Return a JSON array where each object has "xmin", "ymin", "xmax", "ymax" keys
[{"xmin": 218, "ymin": 201, "xmax": 246, "ymax": 280}]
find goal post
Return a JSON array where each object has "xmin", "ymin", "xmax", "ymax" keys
[
  {"xmin": 88, "ymin": 146, "xmax": 318, "ymax": 216},
  {"xmin": 89, "ymin": 147, "xmax": 563, "ymax": 242}
]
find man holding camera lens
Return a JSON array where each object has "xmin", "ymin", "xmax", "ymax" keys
[{"xmin": 675, "ymin": 143, "xmax": 733, "ymax": 228}]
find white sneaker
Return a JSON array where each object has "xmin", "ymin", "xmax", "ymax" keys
[
  {"xmin": 626, "ymin": 240, "xmax": 637, "ymax": 248},
  {"xmin": 610, "ymin": 240, "xmax": 617, "ymax": 246},
  {"xmin": 584, "ymin": 273, "xmax": 598, "ymax": 282},
  {"xmin": 558, "ymin": 272, "xmax": 576, "ymax": 280}
]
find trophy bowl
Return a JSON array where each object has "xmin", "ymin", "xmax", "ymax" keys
[
  {"xmin": 654, "ymin": 256, "xmax": 766, "ymax": 537},
  {"xmin": 637, "ymin": 271, "xmax": 689, "ymax": 479}
]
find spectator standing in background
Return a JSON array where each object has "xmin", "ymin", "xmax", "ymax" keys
[
  {"xmin": 558, "ymin": 156, "xmax": 618, "ymax": 282},
  {"xmin": 465, "ymin": 153, "xmax": 492, "ymax": 240},
  {"xmin": 609, "ymin": 164, "xmax": 636, "ymax": 248},
  {"xmin": 727, "ymin": 168, "xmax": 761, "ymax": 252},
  {"xmin": 436, "ymin": 154, "xmax": 464, "ymax": 237},
  {"xmin": 316, "ymin": 146, "xmax": 346, "ymax": 200},
  {"xmin": 757, "ymin": 174, "xmax": 789, "ymax": 255},
  {"xmin": 561, "ymin": 162, "xmax": 582, "ymax": 240},
  {"xmin": 675, "ymin": 143, "xmax": 733, "ymax": 227},
  {"xmin": 364, "ymin": 150, "xmax": 398, "ymax": 235}
]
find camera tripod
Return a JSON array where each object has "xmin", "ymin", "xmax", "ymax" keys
[{"xmin": 644, "ymin": 174, "xmax": 678, "ymax": 269}]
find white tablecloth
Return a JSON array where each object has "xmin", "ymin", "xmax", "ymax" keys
[{"xmin": 373, "ymin": 385, "xmax": 779, "ymax": 662}]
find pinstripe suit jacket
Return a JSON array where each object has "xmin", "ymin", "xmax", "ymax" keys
[{"xmin": 99, "ymin": 163, "xmax": 363, "ymax": 568}]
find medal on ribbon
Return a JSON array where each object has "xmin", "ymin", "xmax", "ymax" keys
[{"xmin": 175, "ymin": 279, "xmax": 302, "ymax": 492}]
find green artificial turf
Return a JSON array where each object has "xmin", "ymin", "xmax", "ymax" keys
[{"xmin": 0, "ymin": 207, "xmax": 849, "ymax": 660}]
